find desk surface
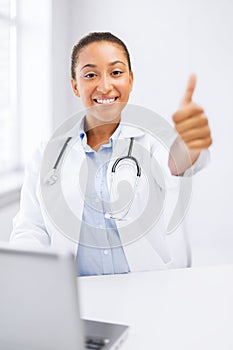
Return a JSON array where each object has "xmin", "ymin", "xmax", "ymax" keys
[{"xmin": 79, "ymin": 265, "xmax": 233, "ymax": 350}]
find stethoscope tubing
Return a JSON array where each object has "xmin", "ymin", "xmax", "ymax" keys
[
  {"xmin": 52, "ymin": 136, "xmax": 72, "ymax": 170},
  {"xmin": 49, "ymin": 136, "xmax": 141, "ymax": 181},
  {"xmin": 111, "ymin": 137, "xmax": 141, "ymax": 177}
]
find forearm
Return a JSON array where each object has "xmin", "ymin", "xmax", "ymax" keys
[{"xmin": 168, "ymin": 137, "xmax": 201, "ymax": 176}]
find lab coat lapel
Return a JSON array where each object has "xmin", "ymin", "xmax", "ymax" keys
[
  {"xmin": 60, "ymin": 140, "xmax": 87, "ymax": 243},
  {"xmin": 39, "ymin": 130, "xmax": 87, "ymax": 245}
]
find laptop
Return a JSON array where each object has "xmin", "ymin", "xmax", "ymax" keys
[{"xmin": 0, "ymin": 244, "xmax": 129, "ymax": 350}]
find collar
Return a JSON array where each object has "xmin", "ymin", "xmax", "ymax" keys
[
  {"xmin": 50, "ymin": 113, "xmax": 145, "ymax": 146},
  {"xmin": 78, "ymin": 117, "xmax": 122, "ymax": 142}
]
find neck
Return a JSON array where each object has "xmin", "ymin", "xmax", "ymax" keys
[{"xmin": 84, "ymin": 117, "xmax": 120, "ymax": 151}]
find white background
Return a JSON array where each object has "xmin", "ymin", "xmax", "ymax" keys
[{"xmin": 1, "ymin": 0, "xmax": 233, "ymax": 266}]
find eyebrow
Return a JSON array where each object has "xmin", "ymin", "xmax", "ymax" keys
[{"xmin": 80, "ymin": 60, "xmax": 126, "ymax": 71}]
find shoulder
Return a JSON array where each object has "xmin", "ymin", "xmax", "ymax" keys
[{"xmin": 119, "ymin": 123, "xmax": 171, "ymax": 153}]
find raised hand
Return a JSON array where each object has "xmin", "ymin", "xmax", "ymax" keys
[{"xmin": 172, "ymin": 74, "xmax": 212, "ymax": 150}]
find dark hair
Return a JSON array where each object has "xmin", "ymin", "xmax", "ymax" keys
[{"xmin": 70, "ymin": 32, "xmax": 132, "ymax": 80}]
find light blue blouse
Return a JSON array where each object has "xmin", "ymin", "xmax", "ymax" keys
[{"xmin": 76, "ymin": 124, "xmax": 130, "ymax": 276}]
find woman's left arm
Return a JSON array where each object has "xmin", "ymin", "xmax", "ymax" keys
[{"xmin": 168, "ymin": 74, "xmax": 212, "ymax": 176}]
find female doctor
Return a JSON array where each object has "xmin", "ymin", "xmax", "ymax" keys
[{"xmin": 11, "ymin": 32, "xmax": 212, "ymax": 276}]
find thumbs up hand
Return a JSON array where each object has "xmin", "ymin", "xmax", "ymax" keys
[
  {"xmin": 169, "ymin": 75, "xmax": 212, "ymax": 175},
  {"xmin": 173, "ymin": 74, "xmax": 212, "ymax": 151}
]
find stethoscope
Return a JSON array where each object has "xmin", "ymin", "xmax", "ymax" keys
[
  {"xmin": 105, "ymin": 137, "xmax": 141, "ymax": 221},
  {"xmin": 45, "ymin": 136, "xmax": 141, "ymax": 220},
  {"xmin": 44, "ymin": 137, "xmax": 73, "ymax": 186}
]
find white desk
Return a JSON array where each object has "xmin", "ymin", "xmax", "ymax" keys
[{"xmin": 79, "ymin": 265, "xmax": 233, "ymax": 350}]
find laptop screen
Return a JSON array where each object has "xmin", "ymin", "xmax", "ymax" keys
[{"xmin": 0, "ymin": 245, "xmax": 84, "ymax": 350}]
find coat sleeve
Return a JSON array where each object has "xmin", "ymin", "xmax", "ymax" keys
[{"xmin": 10, "ymin": 143, "xmax": 51, "ymax": 247}]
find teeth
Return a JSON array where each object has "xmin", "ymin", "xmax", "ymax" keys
[{"xmin": 96, "ymin": 98, "xmax": 115, "ymax": 104}]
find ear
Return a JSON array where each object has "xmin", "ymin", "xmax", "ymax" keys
[{"xmin": 71, "ymin": 79, "xmax": 80, "ymax": 97}]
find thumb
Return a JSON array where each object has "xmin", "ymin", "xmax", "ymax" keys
[{"xmin": 180, "ymin": 74, "xmax": 197, "ymax": 106}]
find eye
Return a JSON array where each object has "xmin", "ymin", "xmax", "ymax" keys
[
  {"xmin": 84, "ymin": 73, "xmax": 97, "ymax": 78},
  {"xmin": 112, "ymin": 70, "xmax": 123, "ymax": 76}
]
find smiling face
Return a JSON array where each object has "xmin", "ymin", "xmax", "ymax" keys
[{"xmin": 71, "ymin": 40, "xmax": 133, "ymax": 126}]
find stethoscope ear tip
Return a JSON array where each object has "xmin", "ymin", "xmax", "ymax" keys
[
  {"xmin": 43, "ymin": 136, "xmax": 73, "ymax": 186},
  {"xmin": 43, "ymin": 169, "xmax": 58, "ymax": 186}
]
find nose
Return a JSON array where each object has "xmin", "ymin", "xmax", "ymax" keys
[{"xmin": 96, "ymin": 74, "xmax": 112, "ymax": 94}]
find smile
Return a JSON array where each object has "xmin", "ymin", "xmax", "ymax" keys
[{"xmin": 94, "ymin": 97, "xmax": 118, "ymax": 104}]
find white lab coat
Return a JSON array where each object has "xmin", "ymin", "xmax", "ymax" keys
[{"xmin": 11, "ymin": 119, "xmax": 209, "ymax": 272}]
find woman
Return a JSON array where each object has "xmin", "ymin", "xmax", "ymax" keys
[{"xmin": 11, "ymin": 32, "xmax": 212, "ymax": 275}]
